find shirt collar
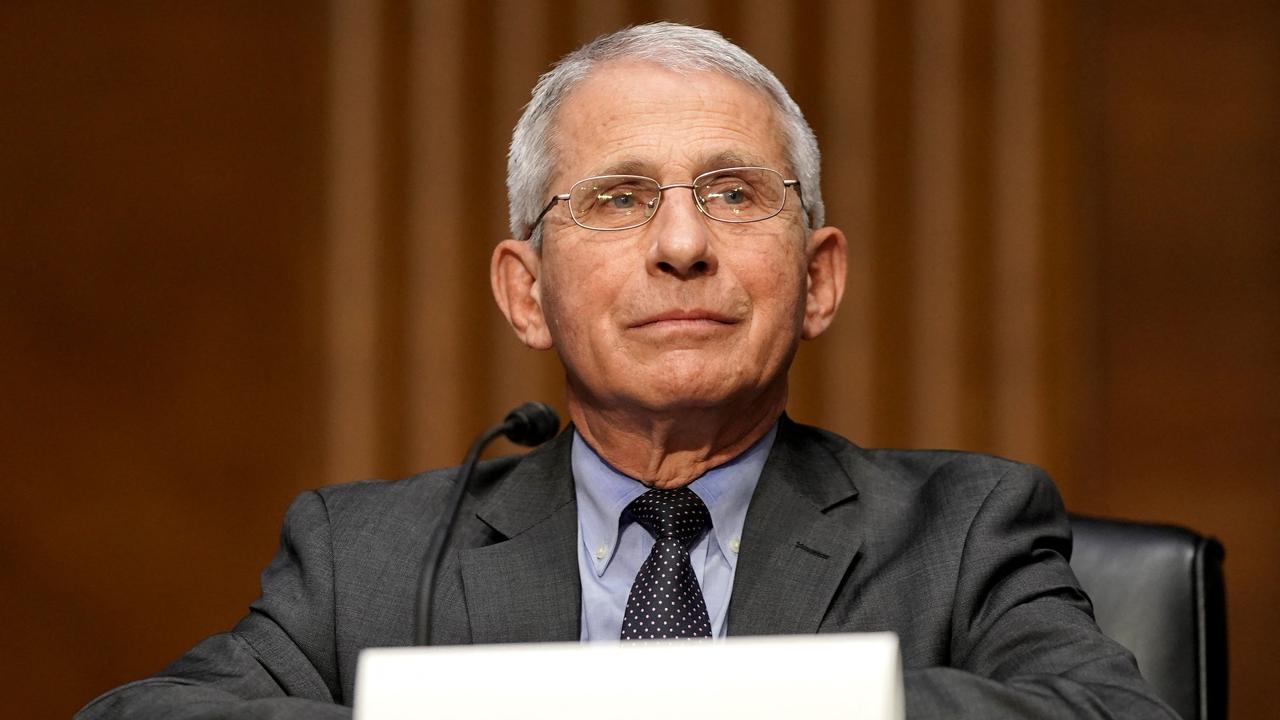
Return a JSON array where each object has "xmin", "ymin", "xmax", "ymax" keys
[
  {"xmin": 572, "ymin": 433, "xmax": 647, "ymax": 576},
  {"xmin": 572, "ymin": 424, "xmax": 778, "ymax": 577}
]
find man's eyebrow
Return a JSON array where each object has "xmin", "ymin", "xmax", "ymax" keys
[
  {"xmin": 698, "ymin": 151, "xmax": 764, "ymax": 171},
  {"xmin": 592, "ymin": 158, "xmax": 650, "ymax": 177},
  {"xmin": 586, "ymin": 151, "xmax": 775, "ymax": 181}
]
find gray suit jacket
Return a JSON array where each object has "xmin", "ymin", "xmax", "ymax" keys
[{"xmin": 79, "ymin": 418, "xmax": 1177, "ymax": 719}]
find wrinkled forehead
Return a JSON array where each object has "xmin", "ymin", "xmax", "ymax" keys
[{"xmin": 547, "ymin": 60, "xmax": 790, "ymax": 188}]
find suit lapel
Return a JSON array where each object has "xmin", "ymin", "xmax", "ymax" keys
[
  {"xmin": 728, "ymin": 417, "xmax": 864, "ymax": 636},
  {"xmin": 458, "ymin": 430, "xmax": 582, "ymax": 643}
]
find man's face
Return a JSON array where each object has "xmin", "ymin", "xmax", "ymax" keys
[{"xmin": 498, "ymin": 61, "xmax": 841, "ymax": 417}]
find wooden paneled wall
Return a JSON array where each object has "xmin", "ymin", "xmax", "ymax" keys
[
  {"xmin": 1091, "ymin": 5, "xmax": 1280, "ymax": 718},
  {"xmin": 1, "ymin": 4, "xmax": 330, "ymax": 717},
  {"xmin": 1, "ymin": 2, "xmax": 1275, "ymax": 717}
]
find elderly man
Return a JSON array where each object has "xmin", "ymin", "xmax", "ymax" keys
[{"xmin": 79, "ymin": 22, "xmax": 1175, "ymax": 720}]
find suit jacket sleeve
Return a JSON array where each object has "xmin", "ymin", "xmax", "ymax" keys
[
  {"xmin": 76, "ymin": 491, "xmax": 353, "ymax": 720},
  {"xmin": 903, "ymin": 464, "xmax": 1179, "ymax": 719}
]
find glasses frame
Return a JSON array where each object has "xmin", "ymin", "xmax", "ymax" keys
[{"xmin": 522, "ymin": 166, "xmax": 803, "ymax": 241}]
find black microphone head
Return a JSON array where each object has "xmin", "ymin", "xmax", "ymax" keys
[{"xmin": 501, "ymin": 401, "xmax": 561, "ymax": 446}]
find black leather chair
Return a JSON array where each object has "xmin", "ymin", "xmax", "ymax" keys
[{"xmin": 1068, "ymin": 515, "xmax": 1226, "ymax": 720}]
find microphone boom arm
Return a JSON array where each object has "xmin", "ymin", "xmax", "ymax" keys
[{"xmin": 413, "ymin": 402, "xmax": 559, "ymax": 646}]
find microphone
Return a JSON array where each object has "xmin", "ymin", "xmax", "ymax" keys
[
  {"xmin": 413, "ymin": 402, "xmax": 561, "ymax": 646},
  {"xmin": 499, "ymin": 401, "xmax": 561, "ymax": 447}
]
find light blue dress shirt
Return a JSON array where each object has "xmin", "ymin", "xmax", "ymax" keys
[{"xmin": 572, "ymin": 425, "xmax": 777, "ymax": 641}]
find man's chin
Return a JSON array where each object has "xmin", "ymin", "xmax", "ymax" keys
[
  {"xmin": 585, "ymin": 383, "xmax": 741, "ymax": 417},
  {"xmin": 620, "ymin": 379, "xmax": 772, "ymax": 417}
]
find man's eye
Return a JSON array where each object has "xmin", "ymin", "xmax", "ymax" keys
[
  {"xmin": 707, "ymin": 185, "xmax": 751, "ymax": 205},
  {"xmin": 600, "ymin": 192, "xmax": 637, "ymax": 209}
]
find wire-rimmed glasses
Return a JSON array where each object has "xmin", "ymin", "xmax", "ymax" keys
[{"xmin": 523, "ymin": 166, "xmax": 803, "ymax": 240}]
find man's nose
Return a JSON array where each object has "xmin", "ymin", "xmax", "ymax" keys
[{"xmin": 644, "ymin": 188, "xmax": 718, "ymax": 279}]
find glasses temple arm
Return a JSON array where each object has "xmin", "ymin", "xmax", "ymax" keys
[{"xmin": 522, "ymin": 194, "xmax": 570, "ymax": 241}]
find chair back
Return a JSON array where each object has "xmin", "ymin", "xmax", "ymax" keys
[{"xmin": 1069, "ymin": 515, "xmax": 1226, "ymax": 720}]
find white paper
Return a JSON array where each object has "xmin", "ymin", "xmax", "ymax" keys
[{"xmin": 354, "ymin": 632, "xmax": 904, "ymax": 720}]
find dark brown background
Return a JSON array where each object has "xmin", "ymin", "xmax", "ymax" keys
[{"xmin": 2, "ymin": 2, "xmax": 1275, "ymax": 718}]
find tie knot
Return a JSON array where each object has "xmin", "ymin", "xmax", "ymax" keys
[{"xmin": 626, "ymin": 487, "xmax": 711, "ymax": 548}]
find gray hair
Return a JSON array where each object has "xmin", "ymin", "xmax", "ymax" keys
[{"xmin": 507, "ymin": 22, "xmax": 824, "ymax": 247}]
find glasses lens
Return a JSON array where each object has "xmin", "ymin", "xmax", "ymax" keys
[
  {"xmin": 568, "ymin": 176, "xmax": 661, "ymax": 231},
  {"xmin": 696, "ymin": 168, "xmax": 786, "ymax": 223}
]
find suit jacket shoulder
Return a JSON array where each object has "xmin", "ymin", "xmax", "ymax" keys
[
  {"xmin": 735, "ymin": 417, "xmax": 1175, "ymax": 718},
  {"xmin": 302, "ymin": 429, "xmax": 580, "ymax": 700}
]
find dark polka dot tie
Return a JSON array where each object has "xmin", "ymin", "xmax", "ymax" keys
[{"xmin": 620, "ymin": 488, "xmax": 713, "ymax": 640}]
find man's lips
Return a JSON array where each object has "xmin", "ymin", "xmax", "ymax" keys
[{"xmin": 628, "ymin": 310, "xmax": 739, "ymax": 328}]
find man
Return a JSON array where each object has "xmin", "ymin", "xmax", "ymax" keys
[{"xmin": 79, "ymin": 23, "xmax": 1175, "ymax": 719}]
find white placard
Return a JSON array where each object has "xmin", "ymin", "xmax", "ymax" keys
[{"xmin": 354, "ymin": 632, "xmax": 903, "ymax": 720}]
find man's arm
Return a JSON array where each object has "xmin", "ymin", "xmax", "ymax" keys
[
  {"xmin": 904, "ymin": 464, "xmax": 1179, "ymax": 719},
  {"xmin": 76, "ymin": 491, "xmax": 351, "ymax": 720}
]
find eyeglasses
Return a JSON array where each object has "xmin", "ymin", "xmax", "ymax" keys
[{"xmin": 523, "ymin": 166, "xmax": 802, "ymax": 240}]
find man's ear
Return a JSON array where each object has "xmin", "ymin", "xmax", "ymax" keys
[
  {"xmin": 491, "ymin": 239, "xmax": 554, "ymax": 350},
  {"xmin": 801, "ymin": 226, "xmax": 848, "ymax": 340}
]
